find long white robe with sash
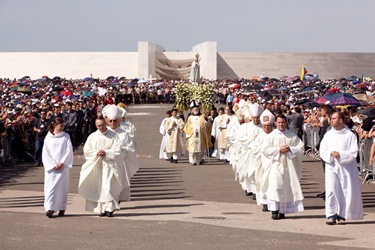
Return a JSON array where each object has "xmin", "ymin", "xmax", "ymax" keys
[
  {"xmin": 78, "ymin": 129, "xmax": 124, "ymax": 213},
  {"xmin": 319, "ymin": 126, "xmax": 363, "ymax": 220},
  {"xmin": 159, "ymin": 118, "xmax": 168, "ymax": 159},
  {"xmin": 42, "ymin": 131, "xmax": 74, "ymax": 212},
  {"xmin": 261, "ymin": 129, "xmax": 305, "ymax": 214}
]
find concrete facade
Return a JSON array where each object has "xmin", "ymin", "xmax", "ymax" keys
[{"xmin": 0, "ymin": 41, "xmax": 374, "ymax": 80}]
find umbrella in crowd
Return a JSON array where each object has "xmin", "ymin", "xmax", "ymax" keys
[
  {"xmin": 359, "ymin": 107, "xmax": 375, "ymax": 117},
  {"xmin": 326, "ymin": 93, "xmax": 361, "ymax": 106},
  {"xmin": 353, "ymin": 94, "xmax": 375, "ymax": 104},
  {"xmin": 314, "ymin": 96, "xmax": 328, "ymax": 104},
  {"xmin": 83, "ymin": 77, "xmax": 93, "ymax": 82},
  {"xmin": 303, "ymin": 101, "xmax": 321, "ymax": 108}
]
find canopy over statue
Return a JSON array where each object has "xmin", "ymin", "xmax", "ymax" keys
[{"xmin": 190, "ymin": 53, "xmax": 201, "ymax": 83}]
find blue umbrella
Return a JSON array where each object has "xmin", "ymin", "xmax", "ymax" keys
[
  {"xmin": 83, "ymin": 77, "xmax": 93, "ymax": 82},
  {"xmin": 326, "ymin": 93, "xmax": 361, "ymax": 106}
]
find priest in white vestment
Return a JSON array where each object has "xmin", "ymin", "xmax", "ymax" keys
[
  {"xmin": 42, "ymin": 117, "xmax": 74, "ymax": 218},
  {"xmin": 164, "ymin": 108, "xmax": 185, "ymax": 163},
  {"xmin": 261, "ymin": 114, "xmax": 305, "ymax": 220},
  {"xmin": 117, "ymin": 104, "xmax": 140, "ymax": 177},
  {"xmin": 211, "ymin": 106, "xmax": 232, "ymax": 161},
  {"xmin": 226, "ymin": 102, "xmax": 245, "ymax": 179},
  {"xmin": 237, "ymin": 103, "xmax": 263, "ymax": 198},
  {"xmin": 183, "ymin": 100, "xmax": 212, "ymax": 165},
  {"xmin": 319, "ymin": 111, "xmax": 363, "ymax": 225},
  {"xmin": 159, "ymin": 110, "xmax": 171, "ymax": 160},
  {"xmin": 78, "ymin": 117, "xmax": 125, "ymax": 217},
  {"xmin": 250, "ymin": 109, "xmax": 275, "ymax": 211},
  {"xmin": 114, "ymin": 106, "xmax": 140, "ymax": 179},
  {"xmin": 103, "ymin": 104, "xmax": 137, "ymax": 203}
]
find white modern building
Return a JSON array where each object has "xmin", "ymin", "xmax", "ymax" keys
[{"xmin": 0, "ymin": 41, "xmax": 374, "ymax": 80}]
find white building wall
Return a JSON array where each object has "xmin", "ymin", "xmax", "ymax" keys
[
  {"xmin": 217, "ymin": 52, "xmax": 375, "ymax": 80},
  {"xmin": 0, "ymin": 52, "xmax": 138, "ymax": 79}
]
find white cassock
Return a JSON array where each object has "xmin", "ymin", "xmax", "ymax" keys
[
  {"xmin": 249, "ymin": 130, "xmax": 272, "ymax": 205},
  {"xmin": 237, "ymin": 121, "xmax": 263, "ymax": 193},
  {"xmin": 261, "ymin": 129, "xmax": 305, "ymax": 214},
  {"xmin": 319, "ymin": 126, "xmax": 363, "ymax": 220},
  {"xmin": 42, "ymin": 131, "xmax": 73, "ymax": 212},
  {"xmin": 120, "ymin": 120, "xmax": 140, "ymax": 176},
  {"xmin": 226, "ymin": 116, "xmax": 241, "ymax": 177},
  {"xmin": 78, "ymin": 129, "xmax": 125, "ymax": 213},
  {"xmin": 108, "ymin": 126, "xmax": 135, "ymax": 202},
  {"xmin": 159, "ymin": 118, "xmax": 168, "ymax": 159}
]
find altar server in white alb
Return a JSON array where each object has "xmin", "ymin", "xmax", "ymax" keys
[
  {"xmin": 78, "ymin": 116, "xmax": 124, "ymax": 217},
  {"xmin": 237, "ymin": 103, "xmax": 263, "ymax": 199},
  {"xmin": 164, "ymin": 108, "xmax": 185, "ymax": 163},
  {"xmin": 42, "ymin": 117, "xmax": 74, "ymax": 218},
  {"xmin": 319, "ymin": 111, "xmax": 363, "ymax": 225},
  {"xmin": 261, "ymin": 114, "xmax": 305, "ymax": 220}
]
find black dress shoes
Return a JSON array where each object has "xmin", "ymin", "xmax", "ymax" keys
[
  {"xmin": 99, "ymin": 211, "xmax": 114, "ymax": 217},
  {"xmin": 58, "ymin": 210, "xmax": 65, "ymax": 216},
  {"xmin": 252, "ymin": 193, "xmax": 256, "ymax": 200},
  {"xmin": 46, "ymin": 210, "xmax": 54, "ymax": 218},
  {"xmin": 271, "ymin": 211, "xmax": 279, "ymax": 220},
  {"xmin": 245, "ymin": 191, "xmax": 253, "ymax": 196},
  {"xmin": 262, "ymin": 204, "xmax": 268, "ymax": 212}
]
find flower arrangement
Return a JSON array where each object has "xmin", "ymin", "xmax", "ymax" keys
[{"xmin": 175, "ymin": 82, "xmax": 215, "ymax": 113}]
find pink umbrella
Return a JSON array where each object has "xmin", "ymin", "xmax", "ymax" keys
[{"xmin": 314, "ymin": 97, "xmax": 328, "ymax": 104}]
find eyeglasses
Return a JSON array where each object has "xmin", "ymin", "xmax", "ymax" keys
[{"xmin": 108, "ymin": 120, "xmax": 117, "ymax": 123}]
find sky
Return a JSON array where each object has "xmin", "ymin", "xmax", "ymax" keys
[{"xmin": 1, "ymin": 0, "xmax": 374, "ymax": 53}]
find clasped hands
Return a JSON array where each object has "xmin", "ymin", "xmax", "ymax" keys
[
  {"xmin": 54, "ymin": 163, "xmax": 64, "ymax": 171},
  {"xmin": 331, "ymin": 151, "xmax": 340, "ymax": 158},
  {"xmin": 279, "ymin": 145, "xmax": 290, "ymax": 153},
  {"xmin": 97, "ymin": 149, "xmax": 106, "ymax": 158}
]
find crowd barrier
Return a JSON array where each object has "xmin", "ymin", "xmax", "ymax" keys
[
  {"xmin": 359, "ymin": 137, "xmax": 375, "ymax": 184},
  {"xmin": 303, "ymin": 123, "xmax": 320, "ymax": 160}
]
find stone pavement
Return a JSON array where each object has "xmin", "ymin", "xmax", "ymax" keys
[{"xmin": 1, "ymin": 104, "xmax": 375, "ymax": 250}]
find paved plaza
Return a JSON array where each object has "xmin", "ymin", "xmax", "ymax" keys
[{"xmin": 0, "ymin": 104, "xmax": 375, "ymax": 250}]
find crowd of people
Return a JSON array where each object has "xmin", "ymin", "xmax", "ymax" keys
[
  {"xmin": 159, "ymin": 95, "xmax": 372, "ymax": 224},
  {"xmin": 1, "ymin": 74, "xmax": 374, "ymax": 223}
]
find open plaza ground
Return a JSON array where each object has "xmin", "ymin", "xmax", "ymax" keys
[{"xmin": 0, "ymin": 104, "xmax": 375, "ymax": 250}]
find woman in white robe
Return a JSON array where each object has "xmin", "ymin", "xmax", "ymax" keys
[{"xmin": 42, "ymin": 117, "xmax": 74, "ymax": 218}]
